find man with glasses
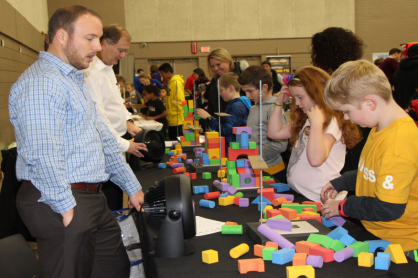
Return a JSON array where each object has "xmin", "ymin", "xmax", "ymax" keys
[{"xmin": 84, "ymin": 24, "xmax": 147, "ymax": 210}]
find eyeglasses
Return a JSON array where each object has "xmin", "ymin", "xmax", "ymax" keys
[{"xmin": 106, "ymin": 40, "xmax": 128, "ymax": 54}]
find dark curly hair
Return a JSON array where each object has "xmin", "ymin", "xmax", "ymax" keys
[{"xmin": 310, "ymin": 27, "xmax": 364, "ymax": 74}]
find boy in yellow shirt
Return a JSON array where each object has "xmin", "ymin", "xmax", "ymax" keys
[{"xmin": 320, "ymin": 60, "xmax": 418, "ymax": 257}]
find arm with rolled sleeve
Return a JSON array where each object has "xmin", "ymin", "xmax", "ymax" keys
[
  {"xmin": 263, "ymin": 105, "xmax": 288, "ymax": 159},
  {"xmin": 84, "ymin": 71, "xmax": 130, "ymax": 152},
  {"xmin": 10, "ymin": 77, "xmax": 75, "ymax": 213},
  {"xmin": 95, "ymin": 115, "xmax": 141, "ymax": 195}
]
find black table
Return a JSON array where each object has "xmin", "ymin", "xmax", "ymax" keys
[{"xmin": 134, "ymin": 153, "xmax": 418, "ymax": 278}]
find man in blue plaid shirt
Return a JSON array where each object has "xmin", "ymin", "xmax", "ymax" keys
[{"xmin": 9, "ymin": 6, "xmax": 144, "ymax": 278}]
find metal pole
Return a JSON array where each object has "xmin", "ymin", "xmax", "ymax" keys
[
  {"xmin": 176, "ymin": 80, "xmax": 179, "ymax": 139},
  {"xmin": 218, "ymin": 79, "xmax": 222, "ymax": 180},
  {"xmin": 259, "ymin": 80, "xmax": 263, "ymax": 224},
  {"xmin": 193, "ymin": 80, "xmax": 196, "ymax": 147}
]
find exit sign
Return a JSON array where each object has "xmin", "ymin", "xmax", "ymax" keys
[{"xmin": 201, "ymin": 46, "xmax": 210, "ymax": 53}]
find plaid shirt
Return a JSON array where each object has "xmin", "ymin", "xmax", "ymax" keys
[{"xmin": 9, "ymin": 51, "xmax": 141, "ymax": 213}]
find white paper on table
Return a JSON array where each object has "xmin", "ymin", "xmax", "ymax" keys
[
  {"xmin": 165, "ymin": 141, "xmax": 178, "ymax": 148},
  {"xmin": 195, "ymin": 216, "xmax": 225, "ymax": 237},
  {"xmin": 273, "ymin": 221, "xmax": 319, "ymax": 235}
]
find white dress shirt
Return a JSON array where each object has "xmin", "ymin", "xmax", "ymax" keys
[{"xmin": 84, "ymin": 56, "xmax": 132, "ymax": 152}]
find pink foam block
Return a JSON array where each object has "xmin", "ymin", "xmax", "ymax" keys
[
  {"xmin": 266, "ymin": 219, "xmax": 292, "ymax": 232},
  {"xmin": 257, "ymin": 224, "xmax": 296, "ymax": 249},
  {"xmin": 333, "ymin": 247, "xmax": 354, "ymax": 263}
]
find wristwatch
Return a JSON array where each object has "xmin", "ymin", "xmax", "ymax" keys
[
  {"xmin": 127, "ymin": 119, "xmax": 134, "ymax": 123},
  {"xmin": 338, "ymin": 200, "xmax": 349, "ymax": 217},
  {"xmin": 205, "ymin": 116, "xmax": 213, "ymax": 123}
]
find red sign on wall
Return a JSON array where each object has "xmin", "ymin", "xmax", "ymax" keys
[{"xmin": 191, "ymin": 41, "xmax": 198, "ymax": 54}]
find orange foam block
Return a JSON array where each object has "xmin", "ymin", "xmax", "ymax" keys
[
  {"xmin": 173, "ymin": 167, "xmax": 186, "ymax": 174},
  {"xmin": 296, "ymin": 241, "xmax": 320, "ymax": 255},
  {"xmin": 282, "ymin": 201, "xmax": 299, "ymax": 204},
  {"xmin": 302, "ymin": 201, "xmax": 321, "ymax": 212},
  {"xmin": 238, "ymin": 258, "xmax": 265, "ymax": 274},
  {"xmin": 293, "ymin": 253, "xmax": 308, "ymax": 266},
  {"xmin": 254, "ymin": 244, "xmax": 266, "ymax": 257},
  {"xmin": 302, "ymin": 208, "xmax": 315, "ymax": 212},
  {"xmin": 265, "ymin": 242, "xmax": 279, "ymax": 249},
  {"xmin": 279, "ymin": 208, "xmax": 298, "ymax": 220},
  {"xmin": 272, "ymin": 197, "xmax": 287, "ymax": 206},
  {"xmin": 225, "ymin": 221, "xmax": 238, "ymax": 225},
  {"xmin": 300, "ymin": 215, "xmax": 322, "ymax": 223},
  {"xmin": 183, "ymin": 172, "xmax": 190, "ymax": 177},
  {"xmin": 309, "ymin": 246, "xmax": 334, "ymax": 262},
  {"xmin": 175, "ymin": 154, "xmax": 186, "ymax": 160}
]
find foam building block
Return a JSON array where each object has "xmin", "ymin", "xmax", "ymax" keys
[
  {"xmin": 267, "ymin": 218, "xmax": 292, "ymax": 232},
  {"xmin": 296, "ymin": 241, "xmax": 320, "ymax": 255},
  {"xmin": 275, "ymin": 194, "xmax": 295, "ymax": 202},
  {"xmin": 221, "ymin": 225, "xmax": 243, "ymax": 234},
  {"xmin": 190, "ymin": 173, "xmax": 197, "ymax": 180},
  {"xmin": 339, "ymin": 234, "xmax": 357, "ymax": 246},
  {"xmin": 158, "ymin": 163, "xmax": 167, "ymax": 169},
  {"xmin": 252, "ymin": 195, "xmax": 273, "ymax": 205},
  {"xmin": 193, "ymin": 186, "xmax": 209, "ymax": 194},
  {"xmin": 375, "ymin": 256, "xmax": 391, "ymax": 270},
  {"xmin": 226, "ymin": 186, "xmax": 238, "ymax": 195},
  {"xmin": 307, "ymin": 234, "xmax": 331, "ymax": 248},
  {"xmin": 333, "ymin": 247, "xmax": 354, "ymax": 263},
  {"xmin": 265, "ymin": 242, "xmax": 279, "ymax": 249},
  {"xmin": 234, "ymin": 192, "xmax": 244, "ymax": 197},
  {"xmin": 234, "ymin": 196, "xmax": 241, "ymax": 206},
  {"xmin": 257, "ymin": 224, "xmax": 296, "ymax": 249},
  {"xmin": 219, "ymin": 182, "xmax": 231, "ymax": 191},
  {"xmin": 239, "ymin": 198, "xmax": 249, "ymax": 207},
  {"xmin": 230, "ymin": 243, "xmax": 250, "ymax": 259},
  {"xmin": 286, "ymin": 265, "xmax": 315, "ymax": 278},
  {"xmin": 271, "ymin": 183, "xmax": 290, "ymax": 192},
  {"xmin": 258, "ymin": 202, "xmax": 268, "ymax": 211},
  {"xmin": 272, "ymin": 197, "xmax": 287, "ymax": 206},
  {"xmin": 202, "ymin": 172, "xmax": 212, "ymax": 179},
  {"xmin": 270, "ymin": 214, "xmax": 286, "ymax": 220},
  {"xmin": 219, "ymin": 196, "xmax": 235, "ymax": 206},
  {"xmin": 185, "ymin": 159, "xmax": 193, "ymax": 165},
  {"xmin": 281, "ymin": 204, "xmax": 317, "ymax": 213},
  {"xmin": 278, "ymin": 208, "xmax": 298, "ymax": 220},
  {"xmin": 238, "ymin": 258, "xmax": 265, "ymax": 274},
  {"xmin": 306, "ymin": 255, "xmax": 323, "ymax": 268},
  {"xmin": 263, "ymin": 205, "xmax": 273, "ymax": 212},
  {"xmin": 348, "ymin": 241, "xmax": 369, "ymax": 257},
  {"xmin": 204, "ymin": 192, "xmax": 221, "ymax": 200},
  {"xmin": 364, "ymin": 240, "xmax": 391, "ymax": 253},
  {"xmin": 257, "ymin": 188, "xmax": 276, "ymax": 201},
  {"xmin": 321, "ymin": 217, "xmax": 335, "ymax": 228},
  {"xmin": 331, "ymin": 217, "xmax": 346, "ymax": 227},
  {"xmin": 219, "ymin": 194, "xmax": 228, "ymax": 198},
  {"xmin": 266, "ymin": 209, "xmax": 281, "ymax": 219},
  {"xmin": 293, "ymin": 253, "xmax": 307, "ymax": 266},
  {"xmin": 358, "ymin": 252, "xmax": 374, "ymax": 267},
  {"xmin": 384, "ymin": 244, "xmax": 408, "ymax": 264},
  {"xmin": 254, "ymin": 244, "xmax": 265, "ymax": 257},
  {"xmin": 309, "ymin": 246, "xmax": 334, "ymax": 263},
  {"xmin": 330, "ymin": 240, "xmax": 345, "ymax": 252},
  {"xmin": 202, "ymin": 250, "xmax": 218, "ymax": 264},
  {"xmin": 173, "ymin": 167, "xmax": 186, "ymax": 174},
  {"xmin": 199, "ymin": 199, "xmax": 215, "ymax": 209},
  {"xmin": 225, "ymin": 221, "xmax": 238, "ymax": 225},
  {"xmin": 272, "ymin": 248, "xmax": 296, "ymax": 265},
  {"xmin": 263, "ymin": 247, "xmax": 278, "ymax": 261}
]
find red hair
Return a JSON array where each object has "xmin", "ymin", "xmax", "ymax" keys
[{"xmin": 288, "ymin": 66, "xmax": 361, "ymax": 149}]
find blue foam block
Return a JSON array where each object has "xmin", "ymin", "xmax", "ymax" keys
[
  {"xmin": 202, "ymin": 159, "xmax": 210, "ymax": 165},
  {"xmin": 376, "ymin": 252, "xmax": 390, "ymax": 259},
  {"xmin": 177, "ymin": 157, "xmax": 182, "ymax": 162},
  {"xmin": 199, "ymin": 199, "xmax": 215, "ymax": 209},
  {"xmin": 194, "ymin": 159, "xmax": 199, "ymax": 163},
  {"xmin": 270, "ymin": 183, "xmax": 290, "ymax": 192},
  {"xmin": 158, "ymin": 163, "xmax": 167, "ymax": 169},
  {"xmin": 321, "ymin": 216, "xmax": 335, "ymax": 228},
  {"xmin": 193, "ymin": 185, "xmax": 209, "ymax": 194},
  {"xmin": 326, "ymin": 226, "xmax": 348, "ymax": 240},
  {"xmin": 364, "ymin": 240, "xmax": 391, "ymax": 253},
  {"xmin": 375, "ymin": 256, "xmax": 391, "ymax": 270},
  {"xmin": 220, "ymin": 194, "xmax": 228, "ymax": 198},
  {"xmin": 339, "ymin": 234, "xmax": 357, "ymax": 246},
  {"xmin": 258, "ymin": 202, "xmax": 267, "ymax": 211},
  {"xmin": 272, "ymin": 248, "xmax": 296, "ymax": 265},
  {"xmin": 251, "ymin": 195, "xmax": 272, "ymax": 205},
  {"xmin": 239, "ymin": 132, "xmax": 249, "ymax": 148},
  {"xmin": 236, "ymin": 160, "xmax": 245, "ymax": 167},
  {"xmin": 168, "ymin": 151, "xmax": 174, "ymax": 156},
  {"xmin": 200, "ymin": 153, "xmax": 209, "ymax": 160}
]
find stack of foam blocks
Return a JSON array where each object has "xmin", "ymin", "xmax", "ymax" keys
[{"xmin": 180, "ymin": 100, "xmax": 200, "ymax": 146}]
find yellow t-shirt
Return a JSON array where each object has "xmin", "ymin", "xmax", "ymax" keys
[{"xmin": 356, "ymin": 117, "xmax": 418, "ymax": 251}]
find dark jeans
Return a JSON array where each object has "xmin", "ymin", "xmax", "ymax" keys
[
  {"xmin": 168, "ymin": 125, "xmax": 183, "ymax": 140},
  {"xmin": 16, "ymin": 184, "xmax": 130, "ymax": 278}
]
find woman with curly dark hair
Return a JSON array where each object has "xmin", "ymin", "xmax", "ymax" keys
[{"xmin": 310, "ymin": 27, "xmax": 364, "ymax": 75}]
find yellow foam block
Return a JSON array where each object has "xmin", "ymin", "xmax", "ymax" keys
[
  {"xmin": 222, "ymin": 178, "xmax": 228, "ymax": 182},
  {"xmin": 202, "ymin": 249, "xmax": 218, "ymax": 264},
  {"xmin": 290, "ymin": 217, "xmax": 301, "ymax": 220},
  {"xmin": 385, "ymin": 244, "xmax": 408, "ymax": 264},
  {"xmin": 301, "ymin": 211, "xmax": 320, "ymax": 216},
  {"xmin": 181, "ymin": 141, "xmax": 191, "ymax": 146},
  {"xmin": 188, "ymin": 100, "xmax": 194, "ymax": 109},
  {"xmin": 206, "ymin": 132, "xmax": 219, "ymax": 139},
  {"xmin": 221, "ymin": 158, "xmax": 227, "ymax": 164},
  {"xmin": 218, "ymin": 170, "xmax": 226, "ymax": 178},
  {"xmin": 259, "ymin": 219, "xmax": 266, "ymax": 223},
  {"xmin": 183, "ymin": 120, "xmax": 193, "ymax": 127},
  {"xmin": 263, "ymin": 205, "xmax": 273, "ymax": 212},
  {"xmin": 175, "ymin": 144, "xmax": 182, "ymax": 150},
  {"xmin": 358, "ymin": 252, "xmax": 374, "ymax": 267},
  {"xmin": 286, "ymin": 265, "xmax": 315, "ymax": 278},
  {"xmin": 207, "ymin": 148, "xmax": 220, "ymax": 159},
  {"xmin": 219, "ymin": 196, "xmax": 235, "ymax": 206}
]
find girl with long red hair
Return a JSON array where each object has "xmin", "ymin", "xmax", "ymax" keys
[{"xmin": 267, "ymin": 66, "xmax": 361, "ymax": 202}]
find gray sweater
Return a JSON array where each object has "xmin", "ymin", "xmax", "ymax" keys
[{"xmin": 247, "ymin": 96, "xmax": 288, "ymax": 167}]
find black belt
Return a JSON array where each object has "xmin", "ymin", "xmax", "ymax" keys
[{"xmin": 24, "ymin": 180, "xmax": 102, "ymax": 193}]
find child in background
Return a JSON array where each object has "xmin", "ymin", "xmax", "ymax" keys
[
  {"xmin": 267, "ymin": 66, "xmax": 361, "ymax": 202},
  {"xmin": 238, "ymin": 66, "xmax": 288, "ymax": 183},
  {"xmin": 321, "ymin": 60, "xmax": 418, "ymax": 255},
  {"xmin": 143, "ymin": 85, "xmax": 168, "ymax": 140},
  {"xmin": 159, "ymin": 87, "xmax": 167, "ymax": 106},
  {"xmin": 125, "ymin": 82, "xmax": 143, "ymax": 114},
  {"xmin": 196, "ymin": 72, "xmax": 251, "ymax": 147}
]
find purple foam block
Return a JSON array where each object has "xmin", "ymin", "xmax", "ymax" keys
[
  {"xmin": 195, "ymin": 152, "xmax": 201, "ymax": 158},
  {"xmin": 257, "ymin": 224, "xmax": 296, "ymax": 249},
  {"xmin": 193, "ymin": 148, "xmax": 198, "ymax": 153},
  {"xmin": 333, "ymin": 247, "xmax": 354, "ymax": 262},
  {"xmin": 274, "ymin": 193, "xmax": 294, "ymax": 202},
  {"xmin": 307, "ymin": 255, "xmax": 323, "ymax": 268},
  {"xmin": 239, "ymin": 198, "xmax": 249, "ymax": 207},
  {"xmin": 213, "ymin": 180, "xmax": 220, "ymax": 185},
  {"xmin": 226, "ymin": 186, "xmax": 238, "ymax": 195},
  {"xmin": 172, "ymin": 142, "xmax": 178, "ymax": 147},
  {"xmin": 266, "ymin": 219, "xmax": 292, "ymax": 232},
  {"xmin": 185, "ymin": 159, "xmax": 193, "ymax": 165},
  {"xmin": 191, "ymin": 141, "xmax": 196, "ymax": 145},
  {"xmin": 241, "ymin": 147, "xmax": 249, "ymax": 150},
  {"xmin": 234, "ymin": 127, "xmax": 252, "ymax": 135},
  {"xmin": 244, "ymin": 159, "xmax": 251, "ymax": 167},
  {"xmin": 172, "ymin": 163, "xmax": 185, "ymax": 168},
  {"xmin": 219, "ymin": 182, "xmax": 231, "ymax": 191},
  {"xmin": 331, "ymin": 216, "xmax": 346, "ymax": 227}
]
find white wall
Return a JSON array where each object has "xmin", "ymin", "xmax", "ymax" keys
[
  {"xmin": 125, "ymin": 0, "xmax": 355, "ymax": 42},
  {"xmin": 7, "ymin": 0, "xmax": 48, "ymax": 32}
]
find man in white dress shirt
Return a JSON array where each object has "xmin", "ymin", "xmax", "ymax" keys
[{"xmin": 84, "ymin": 24, "xmax": 146, "ymax": 210}]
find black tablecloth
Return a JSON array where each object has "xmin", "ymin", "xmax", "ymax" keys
[{"xmin": 134, "ymin": 152, "xmax": 418, "ymax": 278}]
